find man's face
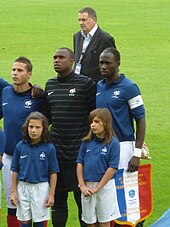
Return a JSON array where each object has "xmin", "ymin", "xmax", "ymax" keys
[
  {"xmin": 78, "ymin": 12, "xmax": 96, "ymax": 34},
  {"xmin": 53, "ymin": 49, "xmax": 74, "ymax": 75},
  {"xmin": 99, "ymin": 52, "xmax": 118, "ymax": 78},
  {"xmin": 12, "ymin": 62, "xmax": 31, "ymax": 86}
]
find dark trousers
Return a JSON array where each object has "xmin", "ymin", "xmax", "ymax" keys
[{"xmin": 52, "ymin": 190, "xmax": 86, "ymax": 227}]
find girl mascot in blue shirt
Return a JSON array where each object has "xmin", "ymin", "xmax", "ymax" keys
[
  {"xmin": 10, "ymin": 111, "xmax": 59, "ymax": 227},
  {"xmin": 77, "ymin": 108, "xmax": 121, "ymax": 227}
]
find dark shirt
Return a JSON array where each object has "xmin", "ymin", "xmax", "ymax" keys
[{"xmin": 45, "ymin": 72, "xmax": 96, "ymax": 164}]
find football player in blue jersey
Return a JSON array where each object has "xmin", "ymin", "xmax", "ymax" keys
[
  {"xmin": 10, "ymin": 111, "xmax": 59, "ymax": 227},
  {"xmin": 0, "ymin": 77, "xmax": 43, "ymax": 119},
  {"xmin": 96, "ymin": 47, "xmax": 146, "ymax": 227},
  {"xmin": 1, "ymin": 57, "xmax": 47, "ymax": 227},
  {"xmin": 77, "ymin": 108, "xmax": 120, "ymax": 226}
]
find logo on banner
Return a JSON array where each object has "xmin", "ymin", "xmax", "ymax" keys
[{"xmin": 129, "ymin": 190, "xmax": 135, "ymax": 198}]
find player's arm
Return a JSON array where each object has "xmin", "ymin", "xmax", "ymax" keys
[
  {"xmin": 85, "ymin": 78, "xmax": 96, "ymax": 112},
  {"xmin": 45, "ymin": 172, "xmax": 57, "ymax": 207},
  {"xmin": 127, "ymin": 83, "xmax": 146, "ymax": 172},
  {"xmin": 77, "ymin": 163, "xmax": 92, "ymax": 197},
  {"xmin": 31, "ymin": 83, "xmax": 44, "ymax": 98},
  {"xmin": 135, "ymin": 118, "xmax": 146, "ymax": 148},
  {"xmin": 10, "ymin": 171, "xmax": 19, "ymax": 206},
  {"xmin": 92, "ymin": 167, "xmax": 117, "ymax": 194},
  {"xmin": 128, "ymin": 118, "xmax": 146, "ymax": 172}
]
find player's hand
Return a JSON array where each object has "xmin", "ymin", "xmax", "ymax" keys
[
  {"xmin": 10, "ymin": 193, "xmax": 19, "ymax": 206},
  {"xmin": 31, "ymin": 84, "xmax": 44, "ymax": 98},
  {"xmin": 90, "ymin": 186, "xmax": 100, "ymax": 194},
  {"xmin": 79, "ymin": 185, "xmax": 92, "ymax": 197},
  {"xmin": 127, "ymin": 156, "xmax": 140, "ymax": 172},
  {"xmin": 45, "ymin": 195, "xmax": 54, "ymax": 207}
]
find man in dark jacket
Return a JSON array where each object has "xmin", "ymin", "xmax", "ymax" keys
[{"xmin": 73, "ymin": 7, "xmax": 116, "ymax": 82}]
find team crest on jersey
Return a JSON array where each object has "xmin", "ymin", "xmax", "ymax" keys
[
  {"xmin": 112, "ymin": 90, "xmax": 120, "ymax": 98},
  {"xmin": 25, "ymin": 100, "xmax": 32, "ymax": 109},
  {"xmin": 101, "ymin": 146, "xmax": 107, "ymax": 155},
  {"xmin": 40, "ymin": 152, "xmax": 45, "ymax": 160},
  {"xmin": 69, "ymin": 88, "xmax": 76, "ymax": 96}
]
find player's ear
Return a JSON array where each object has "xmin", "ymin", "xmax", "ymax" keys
[
  {"xmin": 28, "ymin": 72, "xmax": 32, "ymax": 79},
  {"xmin": 71, "ymin": 58, "xmax": 75, "ymax": 65},
  {"xmin": 117, "ymin": 60, "xmax": 120, "ymax": 66}
]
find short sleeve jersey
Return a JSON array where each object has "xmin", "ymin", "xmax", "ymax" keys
[
  {"xmin": 2, "ymin": 86, "xmax": 46, "ymax": 156},
  {"xmin": 76, "ymin": 136, "xmax": 120, "ymax": 182},
  {"xmin": 96, "ymin": 74, "xmax": 145, "ymax": 142},
  {"xmin": 11, "ymin": 141, "xmax": 60, "ymax": 183}
]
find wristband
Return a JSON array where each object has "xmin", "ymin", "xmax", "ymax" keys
[{"xmin": 133, "ymin": 148, "xmax": 142, "ymax": 158}]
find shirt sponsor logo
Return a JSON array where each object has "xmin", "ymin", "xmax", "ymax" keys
[
  {"xmin": 86, "ymin": 149, "xmax": 91, "ymax": 153},
  {"xmin": 69, "ymin": 88, "xmax": 76, "ymax": 96},
  {"xmin": 96, "ymin": 92, "xmax": 101, "ymax": 96},
  {"xmin": 25, "ymin": 100, "xmax": 32, "ymax": 109},
  {"xmin": 112, "ymin": 90, "xmax": 120, "ymax": 98},
  {"xmin": 20, "ymin": 155, "xmax": 28, "ymax": 159},
  {"xmin": 2, "ymin": 102, "xmax": 8, "ymax": 106},
  {"xmin": 101, "ymin": 146, "xmax": 107, "ymax": 155},
  {"xmin": 40, "ymin": 152, "xmax": 45, "ymax": 160},
  {"xmin": 48, "ymin": 91, "xmax": 54, "ymax": 96}
]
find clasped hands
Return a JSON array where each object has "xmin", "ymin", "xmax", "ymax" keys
[{"xmin": 79, "ymin": 184, "xmax": 99, "ymax": 197}]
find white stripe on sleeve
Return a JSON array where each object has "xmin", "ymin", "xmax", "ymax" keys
[{"xmin": 128, "ymin": 95, "xmax": 143, "ymax": 110}]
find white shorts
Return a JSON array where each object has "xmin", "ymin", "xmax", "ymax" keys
[
  {"xmin": 17, "ymin": 181, "xmax": 50, "ymax": 222},
  {"xmin": 118, "ymin": 141, "xmax": 134, "ymax": 169},
  {"xmin": 81, "ymin": 179, "xmax": 120, "ymax": 224},
  {"xmin": 2, "ymin": 153, "xmax": 16, "ymax": 208}
]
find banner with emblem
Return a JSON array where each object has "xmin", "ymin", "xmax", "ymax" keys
[{"xmin": 112, "ymin": 164, "xmax": 152, "ymax": 227}]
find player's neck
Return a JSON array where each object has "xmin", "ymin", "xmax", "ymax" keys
[
  {"xmin": 105, "ymin": 73, "xmax": 119, "ymax": 85},
  {"xmin": 31, "ymin": 137, "xmax": 41, "ymax": 144},
  {"xmin": 13, "ymin": 83, "xmax": 31, "ymax": 93}
]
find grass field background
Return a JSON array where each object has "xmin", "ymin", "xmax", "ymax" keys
[{"xmin": 0, "ymin": 0, "xmax": 170, "ymax": 226}]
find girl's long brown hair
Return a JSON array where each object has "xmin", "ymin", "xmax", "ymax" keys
[
  {"xmin": 22, "ymin": 111, "xmax": 51, "ymax": 143},
  {"xmin": 83, "ymin": 108, "xmax": 116, "ymax": 144}
]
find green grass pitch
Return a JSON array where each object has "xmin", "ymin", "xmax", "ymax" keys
[{"xmin": 0, "ymin": 0, "xmax": 170, "ymax": 226}]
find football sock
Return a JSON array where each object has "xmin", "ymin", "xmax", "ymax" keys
[
  {"xmin": 33, "ymin": 221, "xmax": 46, "ymax": 227},
  {"xmin": 7, "ymin": 214, "xmax": 20, "ymax": 227},
  {"xmin": 21, "ymin": 223, "xmax": 32, "ymax": 227},
  {"xmin": 44, "ymin": 220, "xmax": 48, "ymax": 227}
]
